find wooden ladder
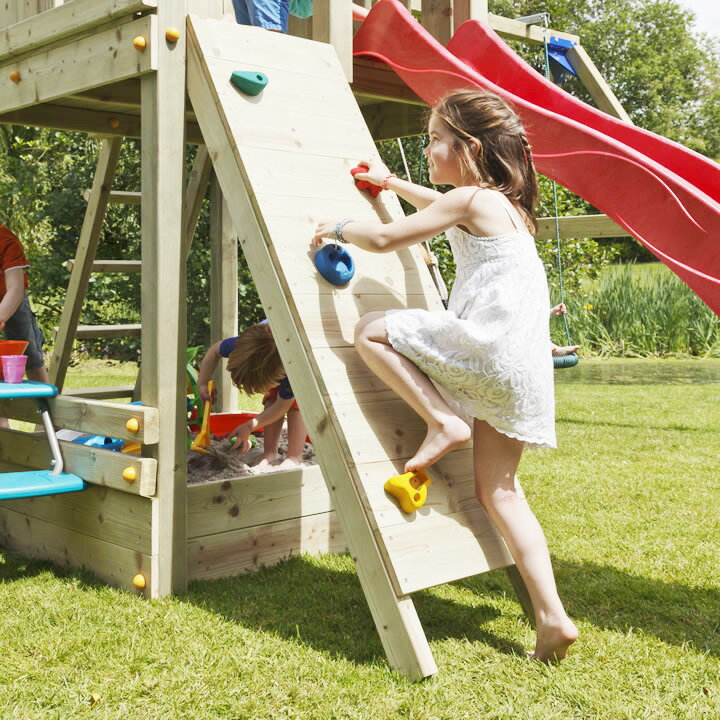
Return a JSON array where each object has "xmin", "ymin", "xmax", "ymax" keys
[{"xmin": 48, "ymin": 137, "xmax": 236, "ymax": 406}]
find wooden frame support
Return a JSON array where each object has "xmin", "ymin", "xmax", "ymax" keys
[
  {"xmin": 209, "ymin": 177, "xmax": 239, "ymax": 412},
  {"xmin": 141, "ymin": 0, "xmax": 189, "ymax": 597},
  {"xmin": 49, "ymin": 137, "xmax": 123, "ymax": 390},
  {"xmin": 312, "ymin": 0, "xmax": 353, "ymax": 81}
]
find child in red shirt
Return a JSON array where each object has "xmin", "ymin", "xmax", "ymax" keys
[{"xmin": 0, "ymin": 226, "xmax": 49, "ymax": 406}]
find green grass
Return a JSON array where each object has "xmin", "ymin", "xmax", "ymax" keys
[{"xmin": 1, "ymin": 360, "xmax": 719, "ymax": 718}]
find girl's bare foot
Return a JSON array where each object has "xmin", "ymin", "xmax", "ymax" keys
[
  {"xmin": 253, "ymin": 454, "xmax": 280, "ymax": 469},
  {"xmin": 551, "ymin": 344, "xmax": 580, "ymax": 356},
  {"xmin": 276, "ymin": 457, "xmax": 301, "ymax": 471},
  {"xmin": 530, "ymin": 617, "xmax": 578, "ymax": 662},
  {"xmin": 405, "ymin": 417, "xmax": 471, "ymax": 472}
]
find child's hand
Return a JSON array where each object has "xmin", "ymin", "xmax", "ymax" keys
[
  {"xmin": 199, "ymin": 383, "xmax": 217, "ymax": 405},
  {"xmin": 550, "ymin": 303, "xmax": 567, "ymax": 317},
  {"xmin": 227, "ymin": 422, "xmax": 253, "ymax": 454},
  {"xmin": 354, "ymin": 159, "xmax": 392, "ymax": 187},
  {"xmin": 313, "ymin": 219, "xmax": 340, "ymax": 246}
]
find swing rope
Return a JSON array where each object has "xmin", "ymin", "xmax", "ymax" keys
[{"xmin": 542, "ymin": 25, "xmax": 579, "ymax": 368}]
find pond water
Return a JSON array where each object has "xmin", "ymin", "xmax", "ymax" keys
[{"xmin": 554, "ymin": 358, "xmax": 720, "ymax": 385}]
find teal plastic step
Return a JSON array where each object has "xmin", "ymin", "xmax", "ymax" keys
[
  {"xmin": 0, "ymin": 380, "xmax": 58, "ymax": 399},
  {"xmin": 0, "ymin": 470, "xmax": 84, "ymax": 500}
]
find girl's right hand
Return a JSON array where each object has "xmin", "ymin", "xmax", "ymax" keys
[{"xmin": 353, "ymin": 159, "xmax": 392, "ymax": 188}]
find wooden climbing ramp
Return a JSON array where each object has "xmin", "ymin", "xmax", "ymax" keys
[{"xmin": 186, "ymin": 15, "xmax": 523, "ymax": 680}]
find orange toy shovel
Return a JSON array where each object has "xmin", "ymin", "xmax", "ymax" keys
[{"xmin": 190, "ymin": 380, "xmax": 214, "ymax": 455}]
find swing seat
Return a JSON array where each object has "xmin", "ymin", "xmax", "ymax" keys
[
  {"xmin": 0, "ymin": 470, "xmax": 84, "ymax": 500},
  {"xmin": 553, "ymin": 352, "xmax": 579, "ymax": 369}
]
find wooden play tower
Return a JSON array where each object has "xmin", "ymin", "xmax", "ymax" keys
[{"xmin": 0, "ymin": 0, "xmax": 632, "ymax": 679}]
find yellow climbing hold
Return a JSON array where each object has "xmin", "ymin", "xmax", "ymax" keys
[{"xmin": 384, "ymin": 470, "xmax": 432, "ymax": 513}]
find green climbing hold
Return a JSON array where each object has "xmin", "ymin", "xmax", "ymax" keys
[{"xmin": 230, "ymin": 70, "xmax": 269, "ymax": 96}]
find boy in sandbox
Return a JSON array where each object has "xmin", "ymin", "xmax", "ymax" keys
[
  {"xmin": 197, "ymin": 320, "xmax": 307, "ymax": 470},
  {"xmin": 0, "ymin": 225, "xmax": 48, "ymax": 427}
]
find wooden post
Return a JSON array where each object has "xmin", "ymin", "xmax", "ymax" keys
[
  {"xmin": 182, "ymin": 144, "xmax": 213, "ymax": 260},
  {"xmin": 49, "ymin": 137, "xmax": 122, "ymax": 390},
  {"xmin": 421, "ymin": 0, "xmax": 452, "ymax": 45},
  {"xmin": 312, "ymin": 0, "xmax": 353, "ymax": 81},
  {"xmin": 209, "ymin": 177, "xmax": 238, "ymax": 412},
  {"xmin": 141, "ymin": 0, "xmax": 188, "ymax": 597},
  {"xmin": 453, "ymin": 0, "xmax": 487, "ymax": 31}
]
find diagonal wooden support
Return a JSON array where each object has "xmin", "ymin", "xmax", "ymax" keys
[{"xmin": 49, "ymin": 136, "xmax": 123, "ymax": 390}]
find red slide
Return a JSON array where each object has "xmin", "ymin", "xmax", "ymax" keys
[{"xmin": 353, "ymin": 0, "xmax": 720, "ymax": 316}]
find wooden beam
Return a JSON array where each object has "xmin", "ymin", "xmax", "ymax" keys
[
  {"xmin": 488, "ymin": 13, "xmax": 579, "ymax": 46},
  {"xmin": 351, "ymin": 58, "xmax": 425, "ymax": 104},
  {"xmin": 63, "ymin": 385, "xmax": 136, "ymax": 399},
  {"xmin": 535, "ymin": 214, "xmax": 630, "ymax": 240},
  {"xmin": 182, "ymin": 144, "xmax": 213, "ymax": 260},
  {"xmin": 49, "ymin": 138, "xmax": 123, "ymax": 391},
  {"xmin": 141, "ymin": 0, "xmax": 189, "ymax": 597},
  {"xmin": 0, "ymin": 395, "xmax": 159, "ymax": 444},
  {"xmin": 82, "ymin": 190, "xmax": 141, "ymax": 205},
  {"xmin": 0, "ymin": 0, "xmax": 157, "ymax": 62},
  {"xmin": 209, "ymin": 177, "xmax": 239, "ymax": 412},
  {"xmin": 0, "ymin": 428, "xmax": 157, "ymax": 496},
  {"xmin": 312, "ymin": 0, "xmax": 353, "ymax": 81},
  {"xmin": 453, "ymin": 0, "xmax": 487, "ymax": 31},
  {"xmin": 360, "ymin": 100, "xmax": 426, "ymax": 140},
  {"xmin": 421, "ymin": 0, "xmax": 452, "ymax": 46},
  {"xmin": 0, "ymin": 15, "xmax": 158, "ymax": 115},
  {"xmin": 66, "ymin": 259, "xmax": 142, "ymax": 273},
  {"xmin": 73, "ymin": 324, "xmax": 142, "ymax": 338},
  {"xmin": 566, "ymin": 45, "xmax": 633, "ymax": 123}
]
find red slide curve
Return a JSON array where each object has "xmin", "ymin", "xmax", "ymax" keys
[{"xmin": 353, "ymin": 0, "xmax": 720, "ymax": 316}]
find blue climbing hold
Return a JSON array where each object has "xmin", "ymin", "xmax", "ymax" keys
[
  {"xmin": 230, "ymin": 70, "xmax": 269, "ymax": 96},
  {"xmin": 314, "ymin": 244, "xmax": 355, "ymax": 287}
]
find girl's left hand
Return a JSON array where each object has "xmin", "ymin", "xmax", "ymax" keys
[
  {"xmin": 313, "ymin": 219, "xmax": 340, "ymax": 246},
  {"xmin": 227, "ymin": 423, "xmax": 252, "ymax": 454}
]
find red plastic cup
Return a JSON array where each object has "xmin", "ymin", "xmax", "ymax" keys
[{"xmin": 1, "ymin": 354, "xmax": 27, "ymax": 383}]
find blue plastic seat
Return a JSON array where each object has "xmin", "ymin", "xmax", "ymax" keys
[{"xmin": 0, "ymin": 470, "xmax": 84, "ymax": 500}]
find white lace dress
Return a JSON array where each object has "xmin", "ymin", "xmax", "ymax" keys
[{"xmin": 385, "ymin": 225, "xmax": 556, "ymax": 449}]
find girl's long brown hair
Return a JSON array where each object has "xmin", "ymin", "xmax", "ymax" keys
[{"xmin": 432, "ymin": 90, "xmax": 539, "ymax": 233}]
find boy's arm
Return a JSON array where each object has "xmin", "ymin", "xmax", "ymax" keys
[
  {"xmin": 228, "ymin": 395, "xmax": 296, "ymax": 454},
  {"xmin": 197, "ymin": 341, "xmax": 223, "ymax": 403},
  {"xmin": 0, "ymin": 269, "xmax": 26, "ymax": 330}
]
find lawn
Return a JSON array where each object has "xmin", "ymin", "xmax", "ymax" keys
[{"xmin": 1, "ymin": 359, "xmax": 718, "ymax": 719}]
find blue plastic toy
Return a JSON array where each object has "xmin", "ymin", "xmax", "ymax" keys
[
  {"xmin": 314, "ymin": 244, "xmax": 355, "ymax": 286},
  {"xmin": 72, "ymin": 434, "xmax": 124, "ymax": 452}
]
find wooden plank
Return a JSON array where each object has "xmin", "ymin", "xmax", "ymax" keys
[
  {"xmin": 421, "ymin": 0, "xmax": 452, "ymax": 46},
  {"xmin": 0, "ymin": 15, "xmax": 158, "ymax": 115},
  {"xmin": 453, "ymin": 0, "xmax": 487, "ymax": 30},
  {"xmin": 0, "ymin": 0, "xmax": 157, "ymax": 62},
  {"xmin": 488, "ymin": 14, "xmax": 579, "ymax": 46},
  {"xmin": 360, "ymin": 100, "xmax": 427, "ymax": 140},
  {"xmin": 209, "ymin": 178, "xmax": 239, "ymax": 412},
  {"xmin": 182, "ymin": 144, "xmax": 213, "ymax": 259},
  {"xmin": 566, "ymin": 44, "xmax": 633, "ymax": 123},
  {"xmin": 0, "ymin": 506, "xmax": 151, "ymax": 594},
  {"xmin": 312, "ymin": 0, "xmax": 353, "ymax": 81},
  {"xmin": 352, "ymin": 57, "xmax": 425, "ymax": 104},
  {"xmin": 50, "ymin": 137, "xmax": 123, "ymax": 391},
  {"xmin": 536, "ymin": 214, "xmax": 630, "ymax": 240},
  {"xmin": 187, "ymin": 465, "xmax": 333, "ymax": 538},
  {"xmin": 0, "ymin": 428, "xmax": 157, "ymax": 496},
  {"xmin": 82, "ymin": 190, "xmax": 142, "ymax": 205},
  {"xmin": 141, "ymin": 0, "xmax": 189, "ymax": 598},
  {"xmin": 63, "ymin": 385, "xmax": 136, "ymax": 399},
  {"xmin": 187, "ymin": 512, "xmax": 346, "ymax": 581},
  {"xmin": 73, "ymin": 324, "xmax": 142, "ymax": 338},
  {"xmin": 66, "ymin": 260, "xmax": 142, "ymax": 273},
  {"xmin": 187, "ymin": 17, "xmax": 439, "ymax": 680},
  {"xmin": 0, "ymin": 396, "xmax": 159, "ymax": 444},
  {"xmin": 0, "ymin": 483, "xmax": 151, "ymax": 550}
]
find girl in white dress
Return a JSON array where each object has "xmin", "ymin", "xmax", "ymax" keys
[{"xmin": 313, "ymin": 90, "xmax": 577, "ymax": 662}]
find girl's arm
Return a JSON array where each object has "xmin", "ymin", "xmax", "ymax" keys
[
  {"xmin": 228, "ymin": 394, "xmax": 295, "ymax": 454},
  {"xmin": 355, "ymin": 159, "xmax": 441, "ymax": 210},
  {"xmin": 197, "ymin": 341, "xmax": 223, "ymax": 404},
  {"xmin": 313, "ymin": 186, "xmax": 481, "ymax": 254},
  {"xmin": 0, "ymin": 269, "xmax": 26, "ymax": 330}
]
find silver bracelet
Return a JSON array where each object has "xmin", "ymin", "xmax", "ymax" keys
[{"xmin": 334, "ymin": 219, "xmax": 355, "ymax": 244}]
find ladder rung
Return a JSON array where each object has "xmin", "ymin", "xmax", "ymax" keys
[
  {"xmin": 66, "ymin": 259, "xmax": 141, "ymax": 273},
  {"xmin": 72, "ymin": 324, "xmax": 141, "ymax": 339},
  {"xmin": 62, "ymin": 385, "xmax": 135, "ymax": 399},
  {"xmin": 83, "ymin": 189, "xmax": 141, "ymax": 205}
]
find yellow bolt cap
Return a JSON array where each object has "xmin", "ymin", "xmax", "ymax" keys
[
  {"xmin": 108, "ymin": 118, "xmax": 120, "ymax": 129},
  {"xmin": 122, "ymin": 467, "xmax": 137, "ymax": 484},
  {"xmin": 132, "ymin": 573, "xmax": 146, "ymax": 589},
  {"xmin": 126, "ymin": 417, "xmax": 140, "ymax": 433},
  {"xmin": 165, "ymin": 27, "xmax": 180, "ymax": 43},
  {"xmin": 133, "ymin": 36, "xmax": 147, "ymax": 51},
  {"xmin": 9, "ymin": 70, "xmax": 20, "ymax": 83}
]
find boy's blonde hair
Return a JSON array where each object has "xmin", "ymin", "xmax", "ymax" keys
[
  {"xmin": 226, "ymin": 322, "xmax": 284, "ymax": 395},
  {"xmin": 432, "ymin": 90, "xmax": 539, "ymax": 233}
]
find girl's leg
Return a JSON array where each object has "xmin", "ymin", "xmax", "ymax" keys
[
  {"xmin": 283, "ymin": 407, "xmax": 306, "ymax": 464},
  {"xmin": 254, "ymin": 399, "xmax": 283, "ymax": 467},
  {"xmin": 473, "ymin": 419, "xmax": 577, "ymax": 661},
  {"xmin": 355, "ymin": 312, "xmax": 471, "ymax": 472}
]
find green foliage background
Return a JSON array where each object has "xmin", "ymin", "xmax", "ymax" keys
[{"xmin": 0, "ymin": 0, "xmax": 718, "ymax": 360}]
